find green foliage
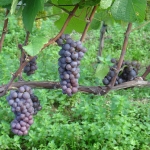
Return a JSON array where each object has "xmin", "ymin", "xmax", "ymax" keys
[
  {"xmin": 22, "ymin": 0, "xmax": 45, "ymax": 32},
  {"xmin": 23, "ymin": 36, "xmax": 48, "ymax": 56},
  {"xmin": 55, "ymin": 7, "xmax": 87, "ymax": 33},
  {"xmin": 79, "ymin": 0, "xmax": 100, "ymax": 7},
  {"xmin": 95, "ymin": 56, "xmax": 112, "ymax": 80},
  {"xmin": 100, "ymin": 0, "xmax": 113, "ymax": 9},
  {"xmin": 0, "ymin": 0, "xmax": 12, "ymax": 6},
  {"xmin": 111, "ymin": 0, "xmax": 147, "ymax": 22}
]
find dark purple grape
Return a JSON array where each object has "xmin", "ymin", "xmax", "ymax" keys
[
  {"xmin": 56, "ymin": 38, "xmax": 63, "ymax": 45},
  {"xmin": 71, "ymin": 53, "xmax": 78, "ymax": 60},
  {"xmin": 66, "ymin": 38, "xmax": 73, "ymax": 44},
  {"xmin": 66, "ymin": 64, "xmax": 72, "ymax": 70},
  {"xmin": 22, "ymin": 92, "xmax": 30, "ymax": 99},
  {"xmin": 71, "ymin": 61, "xmax": 77, "ymax": 68},
  {"xmin": 70, "ymin": 42, "xmax": 77, "ymax": 48},
  {"xmin": 65, "ymin": 34, "xmax": 70, "ymax": 39},
  {"xmin": 66, "ymin": 57, "xmax": 72, "ymax": 63},
  {"xmin": 129, "ymin": 69, "xmax": 137, "ymax": 77},
  {"xmin": 64, "ymin": 74, "xmax": 70, "ymax": 79},
  {"xmin": 63, "ymin": 44, "xmax": 70, "ymax": 50},
  {"xmin": 69, "ymin": 47, "xmax": 75, "ymax": 53},
  {"xmin": 28, "ymin": 119, "xmax": 34, "ymax": 125},
  {"xmin": 12, "ymin": 92, "xmax": 18, "ymax": 98},
  {"xmin": 60, "ymin": 34, "xmax": 65, "ymax": 39},
  {"xmin": 64, "ymin": 51, "xmax": 71, "ymax": 57},
  {"xmin": 19, "ymin": 86, "xmax": 25, "ymax": 93},
  {"xmin": 103, "ymin": 78, "xmax": 109, "ymax": 85},
  {"xmin": 8, "ymin": 100, "xmax": 14, "ymax": 106}
]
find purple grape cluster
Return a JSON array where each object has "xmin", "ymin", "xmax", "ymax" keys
[
  {"xmin": 103, "ymin": 58, "xmax": 140, "ymax": 86},
  {"xmin": 7, "ymin": 85, "xmax": 40, "ymax": 136},
  {"xmin": 56, "ymin": 34, "xmax": 87, "ymax": 96},
  {"xmin": 30, "ymin": 94, "xmax": 42, "ymax": 115},
  {"xmin": 24, "ymin": 56, "xmax": 38, "ymax": 76}
]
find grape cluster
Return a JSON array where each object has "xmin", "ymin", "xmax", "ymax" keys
[
  {"xmin": 24, "ymin": 56, "xmax": 38, "ymax": 76},
  {"xmin": 30, "ymin": 94, "xmax": 42, "ymax": 115},
  {"xmin": 7, "ymin": 85, "xmax": 41, "ymax": 136},
  {"xmin": 56, "ymin": 34, "xmax": 87, "ymax": 96},
  {"xmin": 103, "ymin": 58, "xmax": 140, "ymax": 86}
]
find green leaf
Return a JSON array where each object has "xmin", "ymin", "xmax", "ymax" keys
[
  {"xmin": 79, "ymin": 0, "xmax": 100, "ymax": 7},
  {"xmin": 22, "ymin": 0, "xmax": 44, "ymax": 32},
  {"xmin": 95, "ymin": 64, "xmax": 109, "ymax": 80},
  {"xmin": 100, "ymin": 0, "xmax": 112, "ymax": 9},
  {"xmin": 10, "ymin": 0, "xmax": 18, "ymax": 14},
  {"xmin": 71, "ymin": 0, "xmax": 81, "ymax": 4},
  {"xmin": 0, "ymin": 0, "xmax": 12, "ymax": 6},
  {"xmin": 58, "ymin": 0, "xmax": 73, "ymax": 5},
  {"xmin": 23, "ymin": 36, "xmax": 47, "ymax": 56},
  {"xmin": 111, "ymin": 0, "xmax": 147, "ymax": 22},
  {"xmin": 55, "ymin": 8, "xmax": 87, "ymax": 33},
  {"xmin": 90, "ymin": 10, "xmax": 114, "ymax": 30}
]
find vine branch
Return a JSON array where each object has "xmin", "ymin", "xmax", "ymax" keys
[
  {"xmin": 0, "ymin": 9, "xmax": 9, "ymax": 51},
  {"xmin": 98, "ymin": 22, "xmax": 107, "ymax": 58},
  {"xmin": 142, "ymin": 65, "xmax": 150, "ymax": 80},
  {"xmin": 0, "ymin": 77, "xmax": 149, "ymax": 97},
  {"xmin": 41, "ymin": 4, "xmax": 79, "ymax": 50},
  {"xmin": 80, "ymin": 5, "xmax": 97, "ymax": 42},
  {"xmin": 106, "ymin": 23, "xmax": 132, "ymax": 93}
]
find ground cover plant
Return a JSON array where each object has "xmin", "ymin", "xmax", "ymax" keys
[{"xmin": 0, "ymin": 0, "xmax": 150, "ymax": 149}]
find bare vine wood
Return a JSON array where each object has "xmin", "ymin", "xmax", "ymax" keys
[
  {"xmin": 0, "ymin": 77, "xmax": 149, "ymax": 97},
  {"xmin": 98, "ymin": 22, "xmax": 107, "ymax": 58},
  {"xmin": 0, "ymin": 9, "xmax": 9, "ymax": 51},
  {"xmin": 80, "ymin": 5, "xmax": 97, "ymax": 42},
  {"xmin": 142, "ymin": 65, "xmax": 150, "ymax": 80}
]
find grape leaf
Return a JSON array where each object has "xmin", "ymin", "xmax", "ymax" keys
[
  {"xmin": 111, "ymin": 0, "xmax": 146, "ymax": 22},
  {"xmin": 58, "ymin": 0, "xmax": 73, "ymax": 5},
  {"xmin": 100, "ymin": 0, "xmax": 113, "ymax": 9},
  {"xmin": 0, "ymin": 0, "xmax": 12, "ymax": 6},
  {"xmin": 10, "ymin": 0, "xmax": 18, "ymax": 14},
  {"xmin": 71, "ymin": 0, "xmax": 81, "ymax": 4},
  {"xmin": 79, "ymin": 0, "xmax": 100, "ymax": 7},
  {"xmin": 95, "ymin": 64, "xmax": 109, "ymax": 80},
  {"xmin": 90, "ymin": 10, "xmax": 114, "ymax": 30},
  {"xmin": 55, "ymin": 8, "xmax": 87, "ymax": 33},
  {"xmin": 23, "ymin": 36, "xmax": 47, "ymax": 56},
  {"xmin": 22, "ymin": 0, "xmax": 44, "ymax": 32}
]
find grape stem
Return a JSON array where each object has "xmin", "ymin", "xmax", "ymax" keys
[
  {"xmin": 0, "ymin": 9, "xmax": 9, "ymax": 51},
  {"xmin": 142, "ymin": 65, "xmax": 150, "ymax": 80},
  {"xmin": 18, "ymin": 31, "xmax": 30, "ymax": 81},
  {"xmin": 41, "ymin": 4, "xmax": 79, "ymax": 50},
  {"xmin": 106, "ymin": 23, "xmax": 132, "ymax": 93},
  {"xmin": 24, "ymin": 31, "xmax": 30, "ymax": 46},
  {"xmin": 1, "ymin": 56, "xmax": 34, "ymax": 97},
  {"xmin": 98, "ymin": 22, "xmax": 107, "ymax": 59},
  {"xmin": 80, "ymin": 5, "xmax": 97, "ymax": 42},
  {"xmin": 0, "ymin": 77, "xmax": 149, "ymax": 97}
]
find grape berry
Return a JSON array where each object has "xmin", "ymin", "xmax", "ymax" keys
[
  {"xmin": 103, "ymin": 58, "xmax": 140, "ymax": 86},
  {"xmin": 7, "ymin": 85, "xmax": 42, "ymax": 135},
  {"xmin": 56, "ymin": 34, "xmax": 87, "ymax": 96}
]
